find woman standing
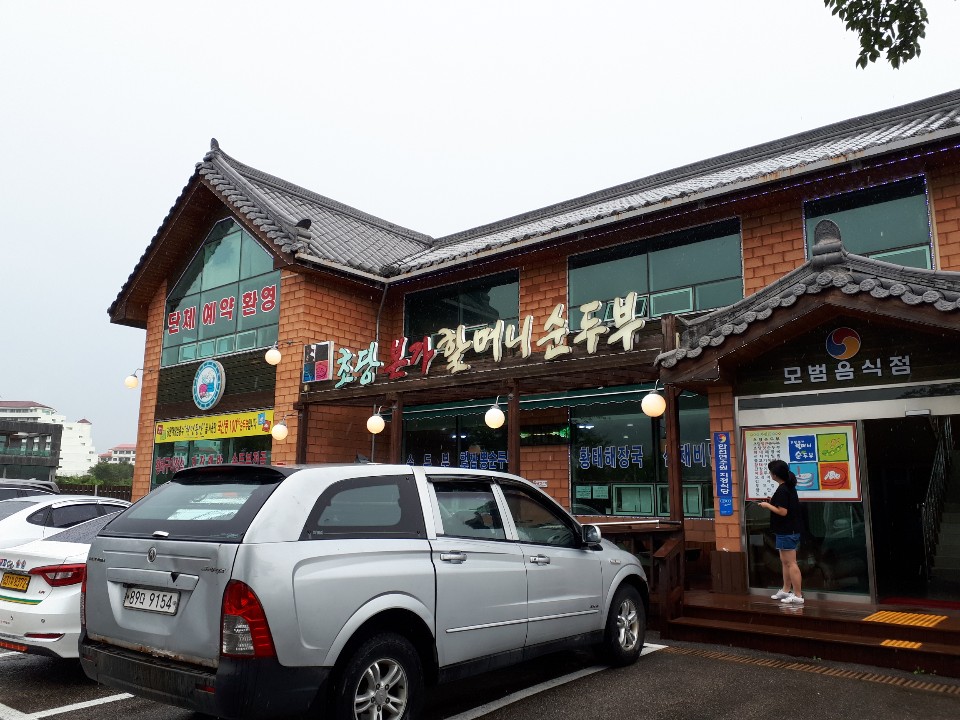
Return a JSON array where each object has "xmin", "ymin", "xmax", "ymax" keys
[{"xmin": 758, "ymin": 459, "xmax": 804, "ymax": 605}]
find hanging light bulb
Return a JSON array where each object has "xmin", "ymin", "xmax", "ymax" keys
[
  {"xmin": 485, "ymin": 397, "xmax": 505, "ymax": 429},
  {"xmin": 641, "ymin": 386, "xmax": 666, "ymax": 418},
  {"xmin": 264, "ymin": 343, "xmax": 282, "ymax": 366},
  {"xmin": 271, "ymin": 418, "xmax": 289, "ymax": 441},
  {"xmin": 271, "ymin": 419, "xmax": 289, "ymax": 441},
  {"xmin": 367, "ymin": 412, "xmax": 385, "ymax": 434},
  {"xmin": 124, "ymin": 369, "xmax": 143, "ymax": 389}
]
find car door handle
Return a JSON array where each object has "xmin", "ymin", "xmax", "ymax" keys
[
  {"xmin": 440, "ymin": 552, "xmax": 467, "ymax": 564},
  {"xmin": 529, "ymin": 554, "xmax": 550, "ymax": 565}
]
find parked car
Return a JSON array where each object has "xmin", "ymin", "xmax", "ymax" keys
[
  {"xmin": 0, "ymin": 496, "xmax": 130, "ymax": 549},
  {"xmin": 80, "ymin": 464, "xmax": 648, "ymax": 720},
  {"xmin": 0, "ymin": 511, "xmax": 123, "ymax": 658},
  {"xmin": 0, "ymin": 479, "xmax": 60, "ymax": 501}
]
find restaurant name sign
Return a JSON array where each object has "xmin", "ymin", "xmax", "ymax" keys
[{"xmin": 317, "ymin": 293, "xmax": 647, "ymax": 390}]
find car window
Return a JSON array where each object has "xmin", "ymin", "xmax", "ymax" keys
[
  {"xmin": 50, "ymin": 503, "xmax": 102, "ymax": 528},
  {"xmin": 100, "ymin": 468, "xmax": 286, "ymax": 542},
  {"xmin": 301, "ymin": 475, "xmax": 425, "ymax": 540},
  {"xmin": 46, "ymin": 511, "xmax": 122, "ymax": 543},
  {"xmin": 433, "ymin": 481, "xmax": 506, "ymax": 541},
  {"xmin": 1, "ymin": 500, "xmax": 42, "ymax": 521},
  {"xmin": 501, "ymin": 485, "xmax": 578, "ymax": 548},
  {"xmin": 0, "ymin": 489, "xmax": 20, "ymax": 501}
]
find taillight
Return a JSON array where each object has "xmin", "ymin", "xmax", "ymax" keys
[
  {"xmin": 30, "ymin": 564, "xmax": 86, "ymax": 587},
  {"xmin": 221, "ymin": 580, "xmax": 275, "ymax": 658},
  {"xmin": 80, "ymin": 569, "xmax": 87, "ymax": 627}
]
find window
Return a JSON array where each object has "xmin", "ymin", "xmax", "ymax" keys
[
  {"xmin": 570, "ymin": 392, "xmax": 713, "ymax": 518},
  {"xmin": 403, "ymin": 411, "xmax": 507, "ymax": 471},
  {"xmin": 568, "ymin": 220, "xmax": 742, "ymax": 326},
  {"xmin": 50, "ymin": 504, "xmax": 102, "ymax": 528},
  {"xmin": 161, "ymin": 219, "xmax": 281, "ymax": 368},
  {"xmin": 301, "ymin": 475, "xmax": 426, "ymax": 540},
  {"xmin": 433, "ymin": 480, "xmax": 506, "ymax": 540},
  {"xmin": 805, "ymin": 177, "xmax": 931, "ymax": 269},
  {"xmin": 404, "ymin": 271, "xmax": 519, "ymax": 340},
  {"xmin": 501, "ymin": 484, "xmax": 577, "ymax": 548}
]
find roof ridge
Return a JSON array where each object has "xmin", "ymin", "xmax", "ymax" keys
[
  {"xmin": 433, "ymin": 89, "xmax": 960, "ymax": 247},
  {"xmin": 208, "ymin": 145, "xmax": 433, "ymax": 246}
]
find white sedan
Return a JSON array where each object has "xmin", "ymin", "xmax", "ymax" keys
[
  {"xmin": 0, "ymin": 495, "xmax": 130, "ymax": 549},
  {"xmin": 0, "ymin": 512, "xmax": 123, "ymax": 658}
]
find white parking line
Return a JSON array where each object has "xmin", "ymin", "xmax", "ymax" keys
[
  {"xmin": 444, "ymin": 643, "xmax": 668, "ymax": 720},
  {"xmin": 0, "ymin": 694, "xmax": 132, "ymax": 720},
  {"xmin": 0, "ymin": 653, "xmax": 21, "ymax": 659}
]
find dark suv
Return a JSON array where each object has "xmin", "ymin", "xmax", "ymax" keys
[{"xmin": 0, "ymin": 479, "xmax": 60, "ymax": 501}]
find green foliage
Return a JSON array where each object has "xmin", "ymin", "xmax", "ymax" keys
[
  {"xmin": 824, "ymin": 0, "xmax": 935, "ymax": 68},
  {"xmin": 57, "ymin": 462, "xmax": 134, "ymax": 487}
]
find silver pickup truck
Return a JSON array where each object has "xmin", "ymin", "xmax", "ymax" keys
[{"xmin": 80, "ymin": 464, "xmax": 648, "ymax": 720}]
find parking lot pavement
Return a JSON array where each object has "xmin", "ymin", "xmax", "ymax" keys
[{"xmin": 3, "ymin": 639, "xmax": 958, "ymax": 720}]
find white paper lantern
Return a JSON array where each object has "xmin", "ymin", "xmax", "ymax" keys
[
  {"xmin": 366, "ymin": 414, "xmax": 386, "ymax": 434},
  {"xmin": 641, "ymin": 390, "xmax": 666, "ymax": 418},
  {"xmin": 485, "ymin": 405, "xmax": 505, "ymax": 429}
]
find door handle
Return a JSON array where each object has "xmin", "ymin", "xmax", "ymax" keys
[
  {"xmin": 440, "ymin": 552, "xmax": 467, "ymax": 564},
  {"xmin": 529, "ymin": 554, "xmax": 551, "ymax": 565}
]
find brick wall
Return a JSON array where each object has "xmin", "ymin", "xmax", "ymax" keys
[
  {"xmin": 131, "ymin": 281, "xmax": 166, "ymax": 501},
  {"xmin": 930, "ymin": 166, "xmax": 960, "ymax": 271},
  {"xmin": 273, "ymin": 271, "xmax": 386, "ymax": 465},
  {"xmin": 741, "ymin": 202, "xmax": 806, "ymax": 295},
  {"xmin": 708, "ymin": 386, "xmax": 741, "ymax": 552}
]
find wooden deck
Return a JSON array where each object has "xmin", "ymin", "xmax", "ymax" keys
[{"xmin": 665, "ymin": 590, "xmax": 960, "ymax": 678}]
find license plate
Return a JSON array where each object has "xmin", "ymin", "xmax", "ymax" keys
[
  {"xmin": 0, "ymin": 572, "xmax": 29, "ymax": 593},
  {"xmin": 122, "ymin": 586, "xmax": 180, "ymax": 614}
]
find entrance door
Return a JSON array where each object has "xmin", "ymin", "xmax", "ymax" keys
[{"xmin": 864, "ymin": 417, "xmax": 937, "ymax": 600}]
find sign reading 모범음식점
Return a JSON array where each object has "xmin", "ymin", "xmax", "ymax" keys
[{"xmin": 742, "ymin": 422, "xmax": 860, "ymax": 502}]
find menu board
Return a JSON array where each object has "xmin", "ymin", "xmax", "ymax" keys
[{"xmin": 742, "ymin": 422, "xmax": 860, "ymax": 502}]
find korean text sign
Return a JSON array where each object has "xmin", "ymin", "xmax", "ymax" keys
[
  {"xmin": 742, "ymin": 422, "xmax": 860, "ymax": 502},
  {"xmin": 712, "ymin": 431, "xmax": 733, "ymax": 516}
]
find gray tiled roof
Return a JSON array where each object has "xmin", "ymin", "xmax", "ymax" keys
[
  {"xmin": 656, "ymin": 220, "xmax": 960, "ymax": 370},
  {"xmin": 396, "ymin": 89, "xmax": 960, "ymax": 273},
  {"xmin": 199, "ymin": 142, "xmax": 432, "ymax": 275}
]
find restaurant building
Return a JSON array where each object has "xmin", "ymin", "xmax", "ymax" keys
[{"xmin": 112, "ymin": 89, "xmax": 960, "ymax": 608}]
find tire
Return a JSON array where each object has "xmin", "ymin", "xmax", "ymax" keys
[
  {"xmin": 600, "ymin": 584, "xmax": 645, "ymax": 666},
  {"xmin": 332, "ymin": 632, "xmax": 423, "ymax": 720}
]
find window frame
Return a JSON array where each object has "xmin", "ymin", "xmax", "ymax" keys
[{"xmin": 567, "ymin": 219, "xmax": 743, "ymax": 323}]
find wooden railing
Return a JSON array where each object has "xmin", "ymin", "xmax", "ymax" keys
[{"xmin": 591, "ymin": 520, "xmax": 685, "ymax": 625}]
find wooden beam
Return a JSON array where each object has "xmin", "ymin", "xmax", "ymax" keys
[
  {"xmin": 508, "ymin": 381, "xmax": 520, "ymax": 474},
  {"xmin": 390, "ymin": 394, "xmax": 404, "ymax": 464}
]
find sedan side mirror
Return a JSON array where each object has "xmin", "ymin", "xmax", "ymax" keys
[{"xmin": 581, "ymin": 524, "xmax": 602, "ymax": 547}]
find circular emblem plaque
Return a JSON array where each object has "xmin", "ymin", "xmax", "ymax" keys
[{"xmin": 192, "ymin": 360, "xmax": 226, "ymax": 411}]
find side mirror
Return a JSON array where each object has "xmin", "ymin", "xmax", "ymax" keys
[{"xmin": 582, "ymin": 524, "xmax": 602, "ymax": 547}]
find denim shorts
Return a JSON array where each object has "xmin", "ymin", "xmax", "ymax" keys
[{"xmin": 775, "ymin": 533, "xmax": 801, "ymax": 551}]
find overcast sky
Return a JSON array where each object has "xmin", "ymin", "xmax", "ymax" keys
[{"xmin": 2, "ymin": 1, "xmax": 960, "ymax": 453}]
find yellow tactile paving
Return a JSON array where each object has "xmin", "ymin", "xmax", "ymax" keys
[
  {"xmin": 880, "ymin": 639, "xmax": 923, "ymax": 649},
  {"xmin": 862, "ymin": 611, "xmax": 947, "ymax": 628}
]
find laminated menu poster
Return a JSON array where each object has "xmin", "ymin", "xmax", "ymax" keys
[{"xmin": 742, "ymin": 422, "xmax": 861, "ymax": 502}]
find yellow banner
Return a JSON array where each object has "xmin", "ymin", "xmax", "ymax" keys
[{"xmin": 155, "ymin": 410, "xmax": 275, "ymax": 443}]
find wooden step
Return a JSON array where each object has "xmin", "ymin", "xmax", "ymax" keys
[
  {"xmin": 679, "ymin": 601, "xmax": 960, "ymax": 646},
  {"xmin": 666, "ymin": 615, "xmax": 960, "ymax": 677}
]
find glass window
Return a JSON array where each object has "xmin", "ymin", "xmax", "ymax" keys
[
  {"xmin": 105, "ymin": 467, "xmax": 285, "ymax": 542},
  {"xmin": 746, "ymin": 500, "xmax": 867, "ymax": 596},
  {"xmin": 150, "ymin": 435, "xmax": 272, "ymax": 489},
  {"xmin": 301, "ymin": 475, "xmax": 426, "ymax": 540},
  {"xmin": 403, "ymin": 411, "xmax": 507, "ymax": 471},
  {"xmin": 501, "ymin": 484, "xmax": 578, "ymax": 548},
  {"xmin": 433, "ymin": 480, "xmax": 506, "ymax": 540},
  {"xmin": 569, "ymin": 392, "xmax": 713, "ymax": 518},
  {"xmin": 404, "ymin": 271, "xmax": 519, "ymax": 340},
  {"xmin": 162, "ymin": 219, "xmax": 280, "ymax": 368},
  {"xmin": 50, "ymin": 503, "xmax": 101, "ymax": 528},
  {"xmin": 805, "ymin": 177, "xmax": 931, "ymax": 269},
  {"xmin": 569, "ymin": 220, "xmax": 742, "ymax": 324}
]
